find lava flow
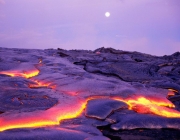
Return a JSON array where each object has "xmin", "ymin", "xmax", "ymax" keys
[
  {"xmin": 114, "ymin": 96, "xmax": 180, "ymax": 118},
  {"xmin": 0, "ymin": 99, "xmax": 87, "ymax": 132},
  {"xmin": 0, "ymin": 68, "xmax": 87, "ymax": 131},
  {"xmin": 28, "ymin": 79, "xmax": 56, "ymax": 89},
  {"xmin": 167, "ymin": 89, "xmax": 177, "ymax": 98},
  {"xmin": 1, "ymin": 67, "xmax": 180, "ymax": 132},
  {"xmin": 0, "ymin": 70, "xmax": 39, "ymax": 79},
  {"xmin": 0, "ymin": 67, "xmax": 55, "ymax": 89}
]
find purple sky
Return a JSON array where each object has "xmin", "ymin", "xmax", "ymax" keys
[{"xmin": 0, "ymin": 0, "xmax": 179, "ymax": 56}]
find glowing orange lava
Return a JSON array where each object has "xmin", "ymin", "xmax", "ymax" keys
[
  {"xmin": 114, "ymin": 96, "xmax": 180, "ymax": 118},
  {"xmin": 0, "ymin": 94, "xmax": 180, "ymax": 132},
  {"xmin": 38, "ymin": 59, "xmax": 42, "ymax": 64},
  {"xmin": 0, "ymin": 99, "xmax": 87, "ymax": 132},
  {"xmin": 167, "ymin": 89, "xmax": 177, "ymax": 98},
  {"xmin": 28, "ymin": 79, "xmax": 56, "ymax": 89},
  {"xmin": 0, "ymin": 68, "xmax": 55, "ymax": 89},
  {"xmin": 167, "ymin": 91, "xmax": 175, "ymax": 98},
  {"xmin": 1, "ymin": 68, "xmax": 180, "ymax": 132},
  {"xmin": 168, "ymin": 88, "xmax": 178, "ymax": 93},
  {"xmin": 0, "ymin": 70, "xmax": 39, "ymax": 78}
]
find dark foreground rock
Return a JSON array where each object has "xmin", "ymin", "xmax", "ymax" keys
[{"xmin": 101, "ymin": 127, "xmax": 180, "ymax": 140}]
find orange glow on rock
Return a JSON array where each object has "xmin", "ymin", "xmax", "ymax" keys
[
  {"xmin": 0, "ymin": 94, "xmax": 180, "ymax": 132},
  {"xmin": 168, "ymin": 89, "xmax": 178, "ymax": 93},
  {"xmin": 0, "ymin": 117, "xmax": 58, "ymax": 132},
  {"xmin": 167, "ymin": 89, "xmax": 177, "ymax": 98},
  {"xmin": 0, "ymin": 99, "xmax": 87, "ymax": 132},
  {"xmin": 114, "ymin": 96, "xmax": 180, "ymax": 118},
  {"xmin": 0, "ymin": 70, "xmax": 39, "ymax": 78},
  {"xmin": 38, "ymin": 59, "xmax": 42, "ymax": 64},
  {"xmin": 1, "ymin": 68, "xmax": 180, "ymax": 132},
  {"xmin": 167, "ymin": 91, "xmax": 175, "ymax": 98},
  {"xmin": 29, "ymin": 79, "xmax": 56, "ymax": 89}
]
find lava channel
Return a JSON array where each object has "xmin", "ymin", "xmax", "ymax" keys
[
  {"xmin": 28, "ymin": 79, "xmax": 56, "ymax": 89},
  {"xmin": 0, "ymin": 94, "xmax": 180, "ymax": 131},
  {"xmin": 0, "ymin": 98, "xmax": 87, "ymax": 132},
  {"xmin": 0, "ymin": 69, "xmax": 39, "ymax": 79},
  {"xmin": 114, "ymin": 95, "xmax": 180, "ymax": 118},
  {"xmin": 1, "ymin": 68, "xmax": 180, "ymax": 132}
]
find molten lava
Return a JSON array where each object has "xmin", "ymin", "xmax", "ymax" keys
[
  {"xmin": 126, "ymin": 96, "xmax": 175, "ymax": 108},
  {"xmin": 0, "ymin": 70, "xmax": 39, "ymax": 78},
  {"xmin": 1, "ymin": 94, "xmax": 180, "ymax": 132},
  {"xmin": 114, "ymin": 96, "xmax": 180, "ymax": 118},
  {"xmin": 28, "ymin": 79, "xmax": 56, "ymax": 89},
  {"xmin": 1, "ymin": 67, "xmax": 180, "ymax": 132},
  {"xmin": 38, "ymin": 59, "xmax": 42, "ymax": 64},
  {"xmin": 167, "ymin": 89, "xmax": 177, "ymax": 98},
  {"xmin": 0, "ymin": 99, "xmax": 87, "ymax": 132},
  {"xmin": 168, "ymin": 88, "xmax": 178, "ymax": 93}
]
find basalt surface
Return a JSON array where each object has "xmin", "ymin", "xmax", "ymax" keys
[{"xmin": 0, "ymin": 47, "xmax": 180, "ymax": 140}]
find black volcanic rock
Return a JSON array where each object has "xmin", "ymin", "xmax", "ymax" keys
[
  {"xmin": 60, "ymin": 47, "xmax": 180, "ymax": 93},
  {"xmin": 85, "ymin": 98, "xmax": 127, "ymax": 120},
  {"xmin": 0, "ymin": 89, "xmax": 58, "ymax": 112}
]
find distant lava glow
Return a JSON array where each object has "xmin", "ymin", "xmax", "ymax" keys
[
  {"xmin": 114, "ymin": 96, "xmax": 180, "ymax": 118},
  {"xmin": 0, "ymin": 70, "xmax": 39, "ymax": 78}
]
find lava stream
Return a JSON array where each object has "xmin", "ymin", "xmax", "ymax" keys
[
  {"xmin": 0, "ymin": 70, "xmax": 39, "ymax": 79},
  {"xmin": 1, "ymin": 68, "xmax": 180, "ymax": 132},
  {"xmin": 0, "ymin": 99, "xmax": 87, "ymax": 132},
  {"xmin": 28, "ymin": 79, "xmax": 56, "ymax": 89},
  {"xmin": 114, "ymin": 96, "xmax": 180, "ymax": 118}
]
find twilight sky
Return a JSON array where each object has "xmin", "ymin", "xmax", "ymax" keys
[{"xmin": 0, "ymin": 0, "xmax": 179, "ymax": 56}]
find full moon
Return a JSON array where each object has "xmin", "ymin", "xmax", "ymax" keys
[{"xmin": 105, "ymin": 12, "xmax": 110, "ymax": 17}]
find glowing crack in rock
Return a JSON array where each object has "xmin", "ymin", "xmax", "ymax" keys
[
  {"xmin": 167, "ymin": 89, "xmax": 177, "ymax": 98},
  {"xmin": 28, "ymin": 79, "xmax": 56, "ymax": 89},
  {"xmin": 38, "ymin": 59, "xmax": 42, "ymax": 64},
  {"xmin": 168, "ymin": 89, "xmax": 178, "ymax": 93}
]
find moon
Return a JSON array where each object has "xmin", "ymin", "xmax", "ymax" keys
[{"xmin": 105, "ymin": 12, "xmax": 110, "ymax": 17}]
